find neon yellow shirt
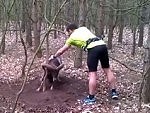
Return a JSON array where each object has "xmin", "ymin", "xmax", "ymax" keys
[{"xmin": 65, "ymin": 27, "xmax": 106, "ymax": 49}]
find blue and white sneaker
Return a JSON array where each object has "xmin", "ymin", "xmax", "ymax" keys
[
  {"xmin": 111, "ymin": 92, "xmax": 118, "ymax": 100},
  {"xmin": 83, "ymin": 96, "xmax": 96, "ymax": 104}
]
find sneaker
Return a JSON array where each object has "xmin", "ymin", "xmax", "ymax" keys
[
  {"xmin": 83, "ymin": 96, "xmax": 96, "ymax": 104},
  {"xmin": 111, "ymin": 92, "xmax": 118, "ymax": 100}
]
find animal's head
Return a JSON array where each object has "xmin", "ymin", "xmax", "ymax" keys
[{"xmin": 48, "ymin": 57, "xmax": 61, "ymax": 66}]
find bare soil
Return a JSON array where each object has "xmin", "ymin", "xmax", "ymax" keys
[{"xmin": 0, "ymin": 71, "xmax": 89, "ymax": 113}]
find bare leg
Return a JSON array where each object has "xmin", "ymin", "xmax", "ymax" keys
[
  {"xmin": 88, "ymin": 72, "xmax": 97, "ymax": 95},
  {"xmin": 103, "ymin": 68, "xmax": 116, "ymax": 89}
]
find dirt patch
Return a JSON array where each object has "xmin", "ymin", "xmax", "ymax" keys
[
  {"xmin": 0, "ymin": 73, "xmax": 88, "ymax": 112},
  {"xmin": 21, "ymin": 75, "xmax": 87, "ymax": 106}
]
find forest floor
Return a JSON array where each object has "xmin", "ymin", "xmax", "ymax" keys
[{"xmin": 0, "ymin": 29, "xmax": 149, "ymax": 113}]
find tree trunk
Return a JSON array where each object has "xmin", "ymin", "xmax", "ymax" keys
[
  {"xmin": 0, "ymin": 5, "xmax": 8, "ymax": 54},
  {"xmin": 142, "ymin": 23, "xmax": 150, "ymax": 103},
  {"xmin": 96, "ymin": 0, "xmax": 105, "ymax": 37},
  {"xmin": 54, "ymin": 24, "xmax": 57, "ymax": 39},
  {"xmin": 107, "ymin": 0, "xmax": 114, "ymax": 49},
  {"xmin": 0, "ymin": 31, "xmax": 6, "ymax": 54},
  {"xmin": 26, "ymin": 19, "xmax": 32, "ymax": 47},
  {"xmin": 131, "ymin": 27, "xmax": 136, "ymax": 56},
  {"xmin": 138, "ymin": 24, "xmax": 144, "ymax": 47},
  {"xmin": 21, "ymin": 0, "xmax": 26, "ymax": 33},
  {"xmin": 26, "ymin": 0, "xmax": 32, "ymax": 47},
  {"xmin": 138, "ymin": 1, "xmax": 147, "ymax": 47},
  {"xmin": 53, "ymin": 0, "xmax": 58, "ymax": 39},
  {"xmin": 74, "ymin": 0, "xmax": 87, "ymax": 68},
  {"xmin": 32, "ymin": 0, "xmax": 42, "ymax": 58},
  {"xmin": 118, "ymin": 10, "xmax": 124, "ymax": 43}
]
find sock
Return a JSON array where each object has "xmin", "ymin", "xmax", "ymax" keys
[
  {"xmin": 89, "ymin": 94, "xmax": 94, "ymax": 99},
  {"xmin": 112, "ymin": 89, "xmax": 116, "ymax": 93}
]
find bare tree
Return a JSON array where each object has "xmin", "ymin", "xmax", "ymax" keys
[
  {"xmin": 32, "ymin": 0, "xmax": 43, "ymax": 58},
  {"xmin": 74, "ymin": 0, "xmax": 87, "ymax": 68},
  {"xmin": 138, "ymin": 0, "xmax": 147, "ymax": 47},
  {"xmin": 142, "ymin": 22, "xmax": 150, "ymax": 104},
  {"xmin": 107, "ymin": 0, "xmax": 114, "ymax": 49},
  {"xmin": 25, "ymin": 0, "xmax": 32, "ymax": 47},
  {"xmin": 96, "ymin": 0, "xmax": 105, "ymax": 37}
]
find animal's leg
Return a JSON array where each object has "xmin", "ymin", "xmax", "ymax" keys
[
  {"xmin": 53, "ymin": 72, "xmax": 61, "ymax": 81},
  {"xmin": 50, "ymin": 85, "xmax": 54, "ymax": 90},
  {"xmin": 36, "ymin": 67, "xmax": 46, "ymax": 92},
  {"xmin": 42, "ymin": 70, "xmax": 48, "ymax": 92},
  {"xmin": 56, "ymin": 64, "xmax": 64, "ymax": 81},
  {"xmin": 53, "ymin": 73, "xmax": 57, "ymax": 81},
  {"xmin": 56, "ymin": 64, "xmax": 64, "ymax": 70},
  {"xmin": 36, "ymin": 77, "xmax": 44, "ymax": 92},
  {"xmin": 57, "ymin": 74, "xmax": 61, "ymax": 81}
]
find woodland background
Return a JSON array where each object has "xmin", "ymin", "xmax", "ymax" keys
[{"xmin": 0, "ymin": 0, "xmax": 150, "ymax": 113}]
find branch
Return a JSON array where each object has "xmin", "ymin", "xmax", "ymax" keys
[
  {"xmin": 7, "ymin": 0, "xmax": 16, "ymax": 15},
  {"xmin": 40, "ymin": 28, "xmax": 66, "ymax": 36},
  {"xmin": 109, "ymin": 55, "xmax": 143, "ymax": 74},
  {"xmin": 105, "ymin": 0, "xmax": 150, "ymax": 12},
  {"xmin": 11, "ymin": 0, "xmax": 69, "ymax": 112},
  {"xmin": 18, "ymin": 22, "xmax": 28, "ymax": 76},
  {"xmin": 44, "ymin": 0, "xmax": 51, "ymax": 25}
]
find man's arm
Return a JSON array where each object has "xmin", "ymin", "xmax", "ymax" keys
[{"xmin": 54, "ymin": 44, "xmax": 71, "ymax": 57}]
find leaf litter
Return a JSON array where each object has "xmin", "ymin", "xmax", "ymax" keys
[{"xmin": 0, "ymin": 28, "xmax": 149, "ymax": 113}]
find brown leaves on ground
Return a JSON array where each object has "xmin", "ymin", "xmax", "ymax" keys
[{"xmin": 0, "ymin": 28, "xmax": 148, "ymax": 113}]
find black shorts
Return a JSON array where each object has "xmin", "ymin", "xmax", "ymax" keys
[{"xmin": 87, "ymin": 45, "xmax": 110, "ymax": 72}]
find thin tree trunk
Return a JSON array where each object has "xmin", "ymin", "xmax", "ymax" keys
[
  {"xmin": 118, "ymin": 11, "xmax": 124, "ymax": 43},
  {"xmin": 21, "ymin": 0, "xmax": 26, "ymax": 33},
  {"xmin": 74, "ymin": 0, "xmax": 87, "ymax": 68},
  {"xmin": 53, "ymin": 0, "xmax": 58, "ymax": 39},
  {"xmin": 138, "ymin": 24, "xmax": 144, "ymax": 47},
  {"xmin": 0, "ymin": 21, "xmax": 9, "ymax": 54},
  {"xmin": 0, "ymin": 31, "xmax": 6, "ymax": 54},
  {"xmin": 131, "ymin": 27, "xmax": 136, "ymax": 56},
  {"xmin": 142, "ymin": 22, "xmax": 150, "ymax": 104},
  {"xmin": 96, "ymin": 0, "xmax": 105, "ymax": 37},
  {"xmin": 107, "ymin": 0, "xmax": 114, "ymax": 49},
  {"xmin": 138, "ymin": 0, "xmax": 147, "ymax": 47},
  {"xmin": 32, "ymin": 0, "xmax": 42, "ymax": 58},
  {"xmin": 26, "ymin": 0, "xmax": 32, "ymax": 47}
]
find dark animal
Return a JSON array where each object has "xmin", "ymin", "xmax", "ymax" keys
[{"xmin": 36, "ymin": 57, "xmax": 64, "ymax": 92}]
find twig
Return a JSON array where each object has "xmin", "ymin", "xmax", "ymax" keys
[
  {"xmin": 18, "ymin": 23, "xmax": 27, "ymax": 76},
  {"xmin": 11, "ymin": 0, "xmax": 69, "ymax": 112},
  {"xmin": 40, "ymin": 28, "xmax": 66, "ymax": 38},
  {"xmin": 44, "ymin": 0, "xmax": 51, "ymax": 26}
]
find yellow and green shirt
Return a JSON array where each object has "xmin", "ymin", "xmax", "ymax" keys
[{"xmin": 65, "ymin": 27, "xmax": 106, "ymax": 49}]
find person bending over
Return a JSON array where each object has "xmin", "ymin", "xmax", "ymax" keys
[{"xmin": 50, "ymin": 23, "xmax": 118, "ymax": 104}]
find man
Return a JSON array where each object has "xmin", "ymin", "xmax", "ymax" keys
[{"xmin": 50, "ymin": 23, "xmax": 118, "ymax": 104}]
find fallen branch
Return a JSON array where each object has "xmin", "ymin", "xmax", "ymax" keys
[
  {"xmin": 109, "ymin": 55, "xmax": 143, "ymax": 74},
  {"xmin": 11, "ymin": 0, "xmax": 69, "ymax": 112}
]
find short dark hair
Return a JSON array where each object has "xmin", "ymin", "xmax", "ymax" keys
[{"xmin": 66, "ymin": 23, "xmax": 78, "ymax": 32}]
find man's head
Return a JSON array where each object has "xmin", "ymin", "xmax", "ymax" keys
[{"xmin": 66, "ymin": 23, "xmax": 78, "ymax": 36}]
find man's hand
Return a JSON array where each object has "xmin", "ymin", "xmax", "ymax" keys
[{"xmin": 48, "ymin": 55, "xmax": 56, "ymax": 60}]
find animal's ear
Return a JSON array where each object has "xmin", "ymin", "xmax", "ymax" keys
[{"xmin": 57, "ymin": 57, "xmax": 62, "ymax": 64}]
